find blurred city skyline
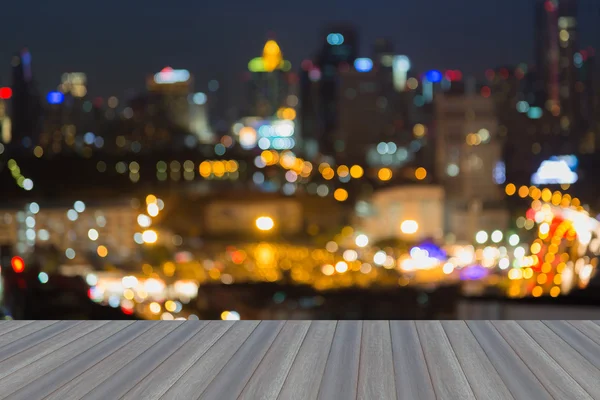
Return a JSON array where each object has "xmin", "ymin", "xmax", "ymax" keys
[{"xmin": 2, "ymin": 0, "xmax": 600, "ymax": 100}]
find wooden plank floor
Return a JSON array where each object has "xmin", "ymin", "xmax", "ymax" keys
[{"xmin": 0, "ymin": 321, "xmax": 599, "ymax": 399}]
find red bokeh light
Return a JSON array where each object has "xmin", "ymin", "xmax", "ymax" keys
[
  {"xmin": 0, "ymin": 87, "xmax": 12, "ymax": 100},
  {"xmin": 11, "ymin": 256, "xmax": 25, "ymax": 273},
  {"xmin": 544, "ymin": 0, "xmax": 555, "ymax": 12},
  {"xmin": 481, "ymin": 86, "xmax": 491, "ymax": 98}
]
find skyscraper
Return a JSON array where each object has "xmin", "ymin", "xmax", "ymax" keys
[
  {"xmin": 301, "ymin": 24, "xmax": 358, "ymax": 156},
  {"xmin": 534, "ymin": 0, "xmax": 579, "ymax": 120},
  {"xmin": 10, "ymin": 48, "xmax": 42, "ymax": 149}
]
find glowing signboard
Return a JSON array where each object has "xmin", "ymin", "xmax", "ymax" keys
[
  {"xmin": 531, "ymin": 156, "xmax": 578, "ymax": 185},
  {"xmin": 153, "ymin": 67, "xmax": 190, "ymax": 84}
]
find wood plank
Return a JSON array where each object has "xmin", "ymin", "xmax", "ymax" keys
[
  {"xmin": 442, "ymin": 321, "xmax": 513, "ymax": 400},
  {"xmin": 5, "ymin": 321, "xmax": 155, "ymax": 400},
  {"xmin": 198, "ymin": 321, "xmax": 285, "ymax": 400},
  {"xmin": 277, "ymin": 321, "xmax": 337, "ymax": 400},
  {"xmin": 238, "ymin": 321, "xmax": 310, "ymax": 400},
  {"xmin": 0, "ymin": 320, "xmax": 58, "ymax": 350},
  {"xmin": 357, "ymin": 321, "xmax": 396, "ymax": 400},
  {"xmin": 492, "ymin": 321, "xmax": 592, "ymax": 400},
  {"xmin": 466, "ymin": 321, "xmax": 553, "ymax": 400},
  {"xmin": 518, "ymin": 321, "xmax": 600, "ymax": 398},
  {"xmin": 121, "ymin": 321, "xmax": 234, "ymax": 400},
  {"xmin": 389, "ymin": 321, "xmax": 436, "ymax": 400},
  {"xmin": 544, "ymin": 321, "xmax": 600, "ymax": 370},
  {"xmin": 317, "ymin": 320, "xmax": 362, "ymax": 400},
  {"xmin": 567, "ymin": 320, "xmax": 600, "ymax": 346},
  {"xmin": 0, "ymin": 321, "xmax": 107, "ymax": 381},
  {"xmin": 415, "ymin": 321, "xmax": 476, "ymax": 400},
  {"xmin": 161, "ymin": 321, "xmax": 260, "ymax": 400},
  {"xmin": 0, "ymin": 321, "xmax": 134, "ymax": 397},
  {"xmin": 44, "ymin": 321, "xmax": 180, "ymax": 400},
  {"xmin": 0, "ymin": 321, "xmax": 79, "ymax": 361},
  {"xmin": 0, "ymin": 321, "xmax": 34, "ymax": 336},
  {"xmin": 81, "ymin": 321, "xmax": 207, "ymax": 400}
]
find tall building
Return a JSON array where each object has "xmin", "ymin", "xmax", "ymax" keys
[
  {"xmin": 534, "ymin": 0, "xmax": 580, "ymax": 122},
  {"xmin": 300, "ymin": 24, "xmax": 359, "ymax": 157},
  {"xmin": 10, "ymin": 48, "xmax": 42, "ymax": 149},
  {"xmin": 246, "ymin": 40, "xmax": 294, "ymax": 119},
  {"xmin": 434, "ymin": 89, "xmax": 508, "ymax": 242}
]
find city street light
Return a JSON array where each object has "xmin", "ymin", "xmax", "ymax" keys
[
  {"xmin": 256, "ymin": 216, "xmax": 274, "ymax": 231},
  {"xmin": 142, "ymin": 230, "xmax": 158, "ymax": 244},
  {"xmin": 400, "ymin": 220, "xmax": 419, "ymax": 234}
]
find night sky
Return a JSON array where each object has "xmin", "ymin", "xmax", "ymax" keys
[{"xmin": 2, "ymin": 0, "xmax": 599, "ymax": 102}]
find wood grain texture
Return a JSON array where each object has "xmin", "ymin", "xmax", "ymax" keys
[
  {"xmin": 442, "ymin": 321, "xmax": 513, "ymax": 400},
  {"xmin": 199, "ymin": 320, "xmax": 285, "ymax": 400},
  {"xmin": 357, "ymin": 321, "xmax": 396, "ymax": 400},
  {"xmin": 466, "ymin": 321, "xmax": 553, "ymax": 400},
  {"xmin": 389, "ymin": 321, "xmax": 436, "ymax": 400},
  {"xmin": 0, "ymin": 320, "xmax": 597, "ymax": 399},
  {"xmin": 317, "ymin": 320, "xmax": 362, "ymax": 400},
  {"xmin": 6, "ymin": 321, "xmax": 155, "ymax": 400},
  {"xmin": 0, "ymin": 321, "xmax": 134, "ymax": 397},
  {"xmin": 416, "ymin": 321, "xmax": 476, "ymax": 400},
  {"xmin": 44, "ymin": 321, "xmax": 178, "ymax": 400},
  {"xmin": 0, "ymin": 321, "xmax": 107, "ymax": 381},
  {"xmin": 0, "ymin": 320, "xmax": 59, "ymax": 352},
  {"xmin": 492, "ymin": 321, "xmax": 592, "ymax": 400},
  {"xmin": 567, "ymin": 320, "xmax": 600, "ymax": 346},
  {"xmin": 121, "ymin": 321, "xmax": 234, "ymax": 400},
  {"xmin": 160, "ymin": 321, "xmax": 260, "ymax": 400},
  {"xmin": 239, "ymin": 321, "xmax": 311, "ymax": 400},
  {"xmin": 82, "ymin": 321, "xmax": 207, "ymax": 400},
  {"xmin": 545, "ymin": 321, "xmax": 600, "ymax": 370},
  {"xmin": 518, "ymin": 321, "xmax": 600, "ymax": 398},
  {"xmin": 0, "ymin": 321, "xmax": 34, "ymax": 336},
  {"xmin": 277, "ymin": 321, "xmax": 337, "ymax": 400}
]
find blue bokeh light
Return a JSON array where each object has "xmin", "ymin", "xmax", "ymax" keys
[
  {"xmin": 47, "ymin": 91, "xmax": 64, "ymax": 105},
  {"xmin": 354, "ymin": 58, "xmax": 373, "ymax": 72},
  {"xmin": 425, "ymin": 70, "xmax": 443, "ymax": 83}
]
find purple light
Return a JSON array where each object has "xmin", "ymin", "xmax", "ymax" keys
[{"xmin": 460, "ymin": 264, "xmax": 488, "ymax": 281}]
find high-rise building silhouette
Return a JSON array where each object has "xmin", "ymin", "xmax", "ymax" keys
[{"xmin": 10, "ymin": 48, "xmax": 42, "ymax": 149}]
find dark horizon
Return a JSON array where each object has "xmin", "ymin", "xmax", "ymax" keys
[{"xmin": 2, "ymin": 0, "xmax": 599, "ymax": 101}]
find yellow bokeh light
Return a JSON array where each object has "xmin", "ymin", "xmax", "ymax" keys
[
  {"xmin": 413, "ymin": 124, "xmax": 426, "ymax": 138},
  {"xmin": 146, "ymin": 194, "xmax": 157, "ymax": 205},
  {"xmin": 33, "ymin": 146, "xmax": 44, "ymax": 158},
  {"xmin": 505, "ymin": 183, "xmax": 516, "ymax": 196},
  {"xmin": 378, "ymin": 168, "xmax": 392, "ymax": 181},
  {"xmin": 334, "ymin": 188, "xmax": 349, "ymax": 202},
  {"xmin": 322, "ymin": 167, "xmax": 335, "ymax": 180},
  {"xmin": 400, "ymin": 220, "xmax": 418, "ymax": 234},
  {"xmin": 213, "ymin": 161, "xmax": 225, "ymax": 177},
  {"xmin": 142, "ymin": 230, "xmax": 158, "ymax": 244},
  {"xmin": 262, "ymin": 40, "xmax": 283, "ymax": 72},
  {"xmin": 199, "ymin": 161, "xmax": 211, "ymax": 177},
  {"xmin": 530, "ymin": 242, "xmax": 541, "ymax": 254},
  {"xmin": 537, "ymin": 273, "xmax": 547, "ymax": 285},
  {"xmin": 97, "ymin": 245, "xmax": 108, "ymax": 258},
  {"xmin": 256, "ymin": 216, "xmax": 274, "ymax": 231},
  {"xmin": 149, "ymin": 302, "xmax": 161, "ymax": 314},
  {"xmin": 321, "ymin": 264, "xmax": 334, "ymax": 276},
  {"xmin": 282, "ymin": 108, "xmax": 296, "ymax": 120},
  {"xmin": 415, "ymin": 167, "xmax": 427, "ymax": 180},
  {"xmin": 532, "ymin": 286, "xmax": 543, "ymax": 297},
  {"xmin": 550, "ymin": 286, "xmax": 561, "ymax": 297},
  {"xmin": 350, "ymin": 165, "xmax": 364, "ymax": 179},
  {"xmin": 165, "ymin": 300, "xmax": 177, "ymax": 312},
  {"xmin": 518, "ymin": 185, "xmax": 529, "ymax": 198},
  {"xmin": 337, "ymin": 165, "xmax": 349, "ymax": 177},
  {"xmin": 541, "ymin": 188, "xmax": 552, "ymax": 202}
]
